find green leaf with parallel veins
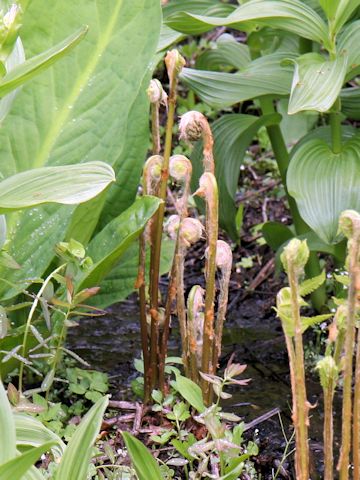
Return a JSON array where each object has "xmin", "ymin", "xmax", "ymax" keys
[
  {"xmin": 166, "ymin": 0, "xmax": 330, "ymax": 47},
  {"xmin": 191, "ymin": 114, "xmax": 281, "ymax": 239},
  {"xmin": 0, "ymin": 27, "xmax": 87, "ymax": 98},
  {"xmin": 0, "ymin": 0, "xmax": 161, "ymax": 300},
  {"xmin": 181, "ymin": 52, "xmax": 295, "ymax": 108},
  {"xmin": 0, "ymin": 162, "xmax": 114, "ymax": 213},
  {"xmin": 288, "ymin": 134, "xmax": 360, "ymax": 244},
  {"xmin": 122, "ymin": 432, "xmax": 163, "ymax": 480},
  {"xmin": 338, "ymin": 20, "xmax": 360, "ymax": 79},
  {"xmin": 0, "ymin": 443, "xmax": 53, "ymax": 480},
  {"xmin": 286, "ymin": 52, "xmax": 348, "ymax": 114},
  {"xmin": 196, "ymin": 34, "xmax": 251, "ymax": 71},
  {"xmin": 76, "ymin": 196, "xmax": 161, "ymax": 291},
  {"xmin": 322, "ymin": 0, "xmax": 360, "ymax": 34},
  {"xmin": 341, "ymin": 87, "xmax": 360, "ymax": 119},
  {"xmin": 55, "ymin": 396, "xmax": 108, "ymax": 480},
  {"xmin": 0, "ymin": 380, "xmax": 16, "ymax": 463}
]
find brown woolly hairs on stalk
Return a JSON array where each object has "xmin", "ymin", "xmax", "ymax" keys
[{"xmin": 179, "ymin": 110, "xmax": 214, "ymax": 174}]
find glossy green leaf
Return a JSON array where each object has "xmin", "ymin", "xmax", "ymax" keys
[
  {"xmin": 172, "ymin": 374, "xmax": 205, "ymax": 413},
  {"xmin": 341, "ymin": 86, "xmax": 360, "ymax": 119},
  {"xmin": 0, "ymin": 162, "xmax": 114, "ymax": 213},
  {"xmin": 0, "ymin": 442, "xmax": 53, "ymax": 480},
  {"xmin": 166, "ymin": 0, "xmax": 330, "ymax": 47},
  {"xmin": 287, "ymin": 52, "xmax": 348, "ymax": 114},
  {"xmin": 56, "ymin": 396, "xmax": 108, "ymax": 480},
  {"xmin": 196, "ymin": 34, "xmax": 251, "ymax": 71},
  {"xmin": 181, "ymin": 52, "xmax": 294, "ymax": 108},
  {"xmin": 122, "ymin": 432, "xmax": 163, "ymax": 480},
  {"xmin": 14, "ymin": 413, "xmax": 65, "ymax": 460},
  {"xmin": 338, "ymin": 20, "xmax": 360, "ymax": 79},
  {"xmin": 0, "ymin": 380, "xmax": 16, "ymax": 463},
  {"xmin": 76, "ymin": 196, "xmax": 162, "ymax": 291},
  {"xmin": 191, "ymin": 113, "xmax": 281, "ymax": 239},
  {"xmin": 0, "ymin": 27, "xmax": 87, "ymax": 98},
  {"xmin": 288, "ymin": 134, "xmax": 360, "ymax": 244},
  {"xmin": 0, "ymin": 0, "xmax": 161, "ymax": 300}
]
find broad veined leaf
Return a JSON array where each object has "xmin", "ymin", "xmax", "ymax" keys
[
  {"xmin": 0, "ymin": 0, "xmax": 161, "ymax": 299},
  {"xmin": 0, "ymin": 442, "xmax": 54, "ymax": 480},
  {"xmin": 0, "ymin": 38, "xmax": 25, "ymax": 124},
  {"xmin": 166, "ymin": 0, "xmax": 330, "ymax": 47},
  {"xmin": 14, "ymin": 413, "xmax": 65, "ymax": 460},
  {"xmin": 247, "ymin": 27, "xmax": 299, "ymax": 56},
  {"xmin": 0, "ymin": 162, "xmax": 114, "ymax": 213},
  {"xmin": 91, "ymin": 239, "xmax": 175, "ymax": 309},
  {"xmin": 0, "ymin": 380, "xmax": 16, "ymax": 463},
  {"xmin": 341, "ymin": 86, "xmax": 360, "ymax": 119},
  {"xmin": 196, "ymin": 34, "xmax": 251, "ymax": 71},
  {"xmin": 122, "ymin": 432, "xmax": 163, "ymax": 480},
  {"xmin": 0, "ymin": 27, "xmax": 87, "ymax": 98},
  {"xmin": 277, "ymin": 98, "xmax": 318, "ymax": 145},
  {"xmin": 338, "ymin": 20, "xmax": 360, "ymax": 79},
  {"xmin": 181, "ymin": 52, "xmax": 295, "ymax": 108},
  {"xmin": 288, "ymin": 134, "xmax": 360, "ymax": 244},
  {"xmin": 321, "ymin": 0, "xmax": 360, "ymax": 34},
  {"xmin": 55, "ymin": 396, "xmax": 108, "ymax": 480},
  {"xmin": 162, "ymin": 0, "xmax": 220, "ymax": 17},
  {"xmin": 191, "ymin": 113, "xmax": 281, "ymax": 239},
  {"xmin": 76, "ymin": 196, "xmax": 162, "ymax": 291},
  {"xmin": 171, "ymin": 374, "xmax": 205, "ymax": 413},
  {"xmin": 286, "ymin": 52, "xmax": 348, "ymax": 114},
  {"xmin": 157, "ymin": 24, "xmax": 184, "ymax": 52}
]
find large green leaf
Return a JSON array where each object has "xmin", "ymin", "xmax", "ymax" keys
[
  {"xmin": 0, "ymin": 162, "xmax": 114, "ymax": 212},
  {"xmin": 341, "ymin": 86, "xmax": 360, "ymax": 119},
  {"xmin": 320, "ymin": 0, "xmax": 360, "ymax": 34},
  {"xmin": 286, "ymin": 52, "xmax": 348, "ymax": 114},
  {"xmin": 56, "ymin": 396, "xmax": 108, "ymax": 480},
  {"xmin": 0, "ymin": 27, "xmax": 87, "ymax": 98},
  {"xmin": 277, "ymin": 98, "xmax": 318, "ymax": 145},
  {"xmin": 287, "ymin": 134, "xmax": 360, "ymax": 244},
  {"xmin": 122, "ymin": 432, "xmax": 163, "ymax": 480},
  {"xmin": 338, "ymin": 20, "xmax": 360, "ymax": 79},
  {"xmin": 191, "ymin": 113, "xmax": 281, "ymax": 239},
  {"xmin": 0, "ymin": 39, "xmax": 25, "ymax": 123},
  {"xmin": 196, "ymin": 34, "xmax": 251, "ymax": 71},
  {"xmin": 181, "ymin": 52, "xmax": 294, "ymax": 108},
  {"xmin": 0, "ymin": 443, "xmax": 53, "ymax": 480},
  {"xmin": 0, "ymin": 380, "xmax": 16, "ymax": 463},
  {"xmin": 0, "ymin": 0, "xmax": 161, "ymax": 299},
  {"xmin": 166, "ymin": 0, "xmax": 330, "ymax": 47},
  {"xmin": 76, "ymin": 196, "xmax": 162, "ymax": 291}
]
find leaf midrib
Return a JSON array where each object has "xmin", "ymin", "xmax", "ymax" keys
[{"xmin": 33, "ymin": 0, "xmax": 124, "ymax": 168}]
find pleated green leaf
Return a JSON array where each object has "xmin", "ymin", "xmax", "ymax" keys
[
  {"xmin": 122, "ymin": 432, "xmax": 163, "ymax": 480},
  {"xmin": 0, "ymin": 380, "xmax": 16, "ymax": 464},
  {"xmin": 56, "ymin": 396, "xmax": 108, "ymax": 480},
  {"xmin": 320, "ymin": 0, "xmax": 360, "ymax": 33},
  {"xmin": 338, "ymin": 20, "xmax": 360, "ymax": 79},
  {"xmin": 287, "ymin": 134, "xmax": 360, "ymax": 244},
  {"xmin": 166, "ymin": 0, "xmax": 330, "ymax": 47},
  {"xmin": 196, "ymin": 34, "xmax": 251, "ymax": 71},
  {"xmin": 0, "ymin": 27, "xmax": 87, "ymax": 98},
  {"xmin": 14, "ymin": 413, "xmax": 65, "ymax": 460},
  {"xmin": 181, "ymin": 52, "xmax": 294, "ymax": 108},
  {"xmin": 191, "ymin": 113, "xmax": 281, "ymax": 239},
  {"xmin": 76, "ymin": 196, "xmax": 161, "ymax": 291},
  {"xmin": 341, "ymin": 86, "xmax": 360, "ymax": 119},
  {"xmin": 0, "ymin": 442, "xmax": 53, "ymax": 480},
  {"xmin": 287, "ymin": 53, "xmax": 348, "ymax": 114},
  {"xmin": 0, "ymin": 162, "xmax": 114, "ymax": 213}
]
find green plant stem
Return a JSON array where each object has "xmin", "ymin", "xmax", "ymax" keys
[
  {"xmin": 149, "ymin": 77, "xmax": 178, "ymax": 391},
  {"xmin": 338, "ymin": 234, "xmax": 360, "ymax": 480},
  {"xmin": 18, "ymin": 264, "xmax": 65, "ymax": 393},
  {"xmin": 330, "ymin": 98, "xmax": 342, "ymax": 154},
  {"xmin": 288, "ymin": 262, "xmax": 309, "ymax": 480},
  {"xmin": 260, "ymin": 97, "xmax": 325, "ymax": 311}
]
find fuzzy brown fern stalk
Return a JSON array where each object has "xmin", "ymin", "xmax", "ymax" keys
[{"xmin": 337, "ymin": 210, "xmax": 360, "ymax": 480}]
